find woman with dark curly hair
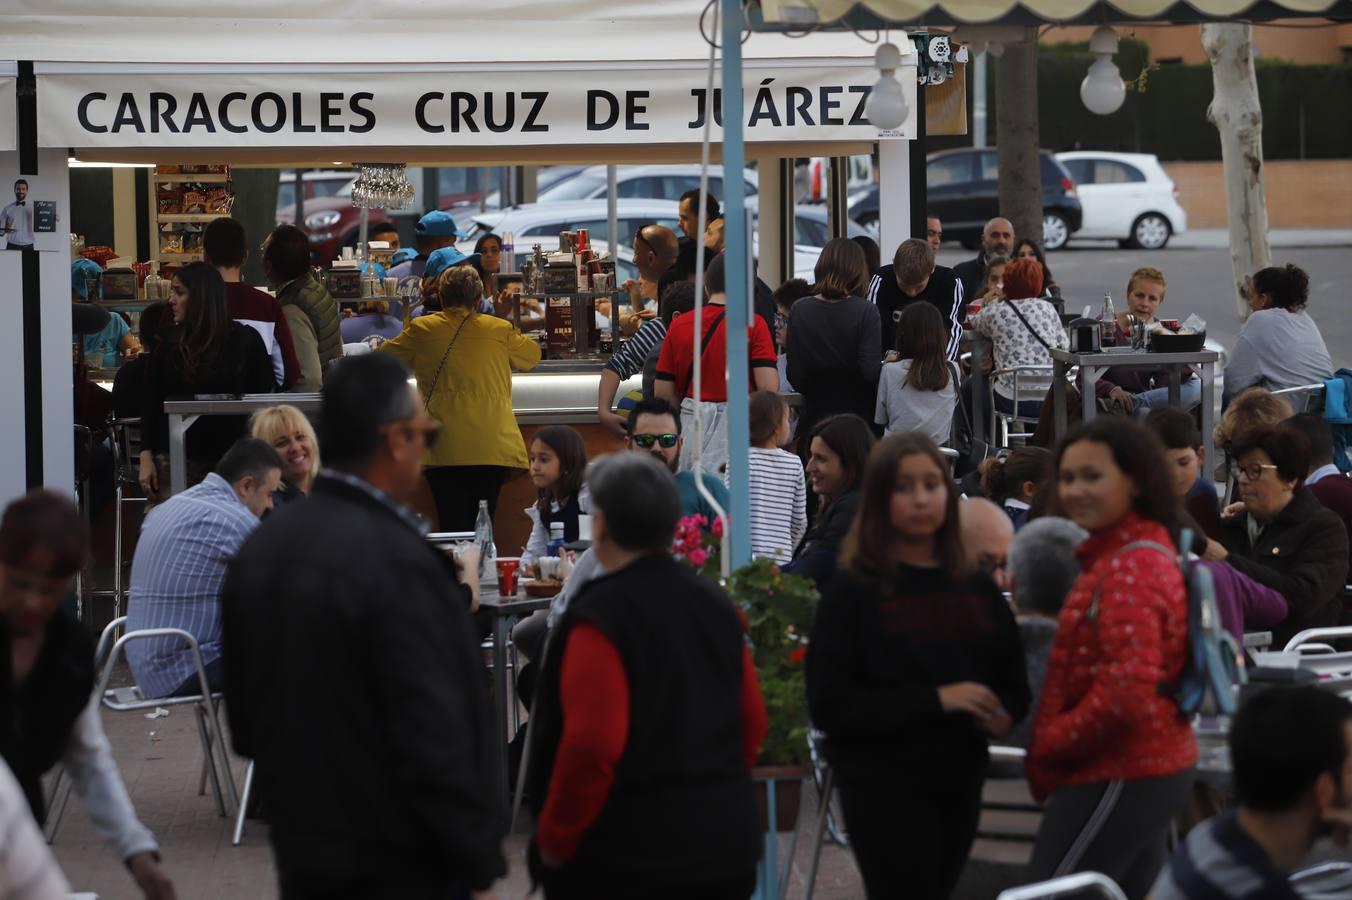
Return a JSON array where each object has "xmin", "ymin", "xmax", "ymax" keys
[{"xmin": 1224, "ymin": 263, "xmax": 1332, "ymax": 404}]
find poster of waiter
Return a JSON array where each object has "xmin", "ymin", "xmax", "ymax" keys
[{"xmin": 0, "ymin": 172, "xmax": 60, "ymax": 251}]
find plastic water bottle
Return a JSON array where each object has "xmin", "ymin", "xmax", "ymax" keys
[
  {"xmin": 473, "ymin": 500, "xmax": 496, "ymax": 581},
  {"xmin": 546, "ymin": 522, "xmax": 566, "ymax": 559}
]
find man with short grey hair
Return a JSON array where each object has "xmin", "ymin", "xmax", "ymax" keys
[
  {"xmin": 1005, "ymin": 517, "xmax": 1088, "ymax": 749},
  {"xmin": 954, "ymin": 216, "xmax": 1015, "ymax": 302},
  {"xmin": 959, "ymin": 497, "xmax": 1014, "ymax": 590},
  {"xmin": 525, "ymin": 452, "xmax": 764, "ymax": 897}
]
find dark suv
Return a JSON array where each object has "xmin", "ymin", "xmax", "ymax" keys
[{"xmin": 850, "ymin": 148, "xmax": 1083, "ymax": 251}]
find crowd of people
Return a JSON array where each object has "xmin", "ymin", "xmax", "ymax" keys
[{"xmin": 30, "ymin": 199, "xmax": 1352, "ymax": 899}]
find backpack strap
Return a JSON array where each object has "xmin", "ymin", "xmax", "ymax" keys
[{"xmin": 1087, "ymin": 539, "xmax": 1175, "ymax": 624}]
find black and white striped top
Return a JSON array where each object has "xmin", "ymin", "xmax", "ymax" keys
[{"xmin": 726, "ymin": 447, "xmax": 808, "ymax": 564}]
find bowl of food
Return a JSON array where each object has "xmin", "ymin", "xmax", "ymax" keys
[
  {"xmin": 524, "ymin": 580, "xmax": 563, "ymax": 599},
  {"xmin": 1149, "ymin": 329, "xmax": 1206, "ymax": 353}
]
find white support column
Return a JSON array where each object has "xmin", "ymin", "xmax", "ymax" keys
[
  {"xmin": 0, "ymin": 230, "xmax": 22, "ymax": 504},
  {"xmin": 755, "ymin": 157, "xmax": 784, "ymax": 290},
  {"xmin": 878, "ymin": 139, "xmax": 912, "ymax": 259}
]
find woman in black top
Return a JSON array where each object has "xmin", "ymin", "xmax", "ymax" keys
[
  {"xmin": 807, "ymin": 432, "xmax": 1030, "ymax": 899},
  {"xmin": 784, "ymin": 414, "xmax": 875, "ymax": 589},
  {"xmin": 787, "ymin": 239, "xmax": 883, "ymax": 448},
  {"xmin": 138, "ymin": 262, "xmax": 274, "ymax": 499}
]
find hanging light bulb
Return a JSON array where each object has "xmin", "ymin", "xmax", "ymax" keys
[
  {"xmin": 865, "ymin": 42, "xmax": 909, "ymax": 131},
  {"xmin": 1080, "ymin": 26, "xmax": 1126, "ymax": 116}
]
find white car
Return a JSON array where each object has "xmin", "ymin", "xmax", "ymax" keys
[
  {"xmin": 460, "ymin": 200, "xmax": 683, "ymax": 250},
  {"xmin": 537, "ymin": 164, "xmax": 758, "ymax": 203},
  {"xmin": 1056, "ymin": 151, "xmax": 1188, "ymax": 250}
]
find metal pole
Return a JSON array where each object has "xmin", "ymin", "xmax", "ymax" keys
[
  {"xmin": 973, "ymin": 51, "xmax": 989, "ymax": 148},
  {"xmin": 606, "ymin": 165, "xmax": 618, "ymax": 250},
  {"xmin": 720, "ymin": 0, "xmax": 751, "ymax": 569},
  {"xmin": 909, "ymin": 88, "xmax": 928, "ymax": 239}
]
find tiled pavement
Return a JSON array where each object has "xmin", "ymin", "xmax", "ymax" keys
[{"xmin": 48, "ymin": 665, "xmax": 1037, "ymax": 899}]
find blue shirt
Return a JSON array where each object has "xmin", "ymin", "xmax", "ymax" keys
[
  {"xmin": 676, "ymin": 470, "xmax": 731, "ymax": 526},
  {"xmin": 82, "ymin": 313, "xmax": 129, "ymax": 369},
  {"xmin": 126, "ymin": 473, "xmax": 260, "ymax": 699}
]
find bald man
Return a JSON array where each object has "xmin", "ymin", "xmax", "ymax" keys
[
  {"xmin": 621, "ymin": 224, "xmax": 680, "ymax": 334},
  {"xmin": 953, "ymin": 217, "xmax": 1015, "ymax": 303},
  {"xmin": 958, "ymin": 497, "xmax": 1014, "ymax": 590}
]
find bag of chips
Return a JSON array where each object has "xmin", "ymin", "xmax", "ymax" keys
[
  {"xmin": 205, "ymin": 189, "xmax": 234, "ymax": 214},
  {"xmin": 156, "ymin": 188, "xmax": 182, "ymax": 215}
]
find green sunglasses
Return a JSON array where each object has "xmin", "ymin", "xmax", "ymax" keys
[{"xmin": 632, "ymin": 432, "xmax": 679, "ymax": 449}]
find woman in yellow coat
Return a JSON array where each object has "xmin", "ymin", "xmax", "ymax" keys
[{"xmin": 381, "ymin": 252, "xmax": 541, "ymax": 531}]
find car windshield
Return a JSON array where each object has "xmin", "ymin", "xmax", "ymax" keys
[{"xmin": 539, "ymin": 174, "xmax": 608, "ymax": 201}]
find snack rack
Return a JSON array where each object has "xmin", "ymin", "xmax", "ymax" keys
[{"xmin": 150, "ymin": 166, "xmax": 234, "ymax": 266}]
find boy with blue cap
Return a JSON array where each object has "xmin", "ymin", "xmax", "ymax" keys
[
  {"xmin": 72, "ymin": 258, "xmax": 140, "ymax": 368},
  {"xmin": 388, "ymin": 210, "xmax": 468, "ymax": 320}
]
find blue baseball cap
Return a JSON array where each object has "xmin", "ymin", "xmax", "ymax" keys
[
  {"xmin": 390, "ymin": 247, "xmax": 417, "ymax": 266},
  {"xmin": 416, "ymin": 210, "xmax": 469, "ymax": 239},
  {"xmin": 71, "ymin": 258, "xmax": 103, "ymax": 300},
  {"xmin": 424, "ymin": 247, "xmax": 481, "ymax": 282},
  {"xmin": 358, "ymin": 261, "xmax": 387, "ymax": 280}
]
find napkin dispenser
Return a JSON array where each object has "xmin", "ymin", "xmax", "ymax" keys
[{"xmin": 1068, "ymin": 317, "xmax": 1101, "ymax": 353}]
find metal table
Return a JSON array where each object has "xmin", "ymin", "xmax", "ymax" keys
[
  {"xmin": 1049, "ymin": 348, "xmax": 1219, "ymax": 466},
  {"xmin": 962, "ymin": 331, "xmax": 992, "ymax": 449},
  {"xmin": 164, "ymin": 394, "xmax": 323, "ymax": 495},
  {"xmin": 480, "ymin": 590, "xmax": 553, "ymax": 818}
]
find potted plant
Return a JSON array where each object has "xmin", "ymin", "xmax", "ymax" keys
[{"xmin": 672, "ymin": 518, "xmax": 820, "ymax": 832}]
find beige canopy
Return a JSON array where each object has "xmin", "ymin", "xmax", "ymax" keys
[{"xmin": 757, "ymin": 0, "xmax": 1349, "ymax": 24}]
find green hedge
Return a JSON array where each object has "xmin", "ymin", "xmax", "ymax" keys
[{"xmin": 929, "ymin": 39, "xmax": 1352, "ymax": 161}]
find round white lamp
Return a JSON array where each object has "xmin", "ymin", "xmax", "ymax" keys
[
  {"xmin": 1080, "ymin": 26, "xmax": 1126, "ymax": 116},
  {"xmin": 865, "ymin": 42, "xmax": 910, "ymax": 131}
]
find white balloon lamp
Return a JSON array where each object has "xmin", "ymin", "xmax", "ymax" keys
[
  {"xmin": 865, "ymin": 42, "xmax": 909, "ymax": 131},
  {"xmin": 1080, "ymin": 26, "xmax": 1126, "ymax": 116}
]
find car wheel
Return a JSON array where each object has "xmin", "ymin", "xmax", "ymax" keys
[
  {"xmin": 1128, "ymin": 213, "xmax": 1172, "ymax": 250},
  {"xmin": 1043, "ymin": 213, "xmax": 1070, "ymax": 251}
]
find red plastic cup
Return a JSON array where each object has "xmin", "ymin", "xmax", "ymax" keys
[{"xmin": 495, "ymin": 557, "xmax": 520, "ymax": 597}]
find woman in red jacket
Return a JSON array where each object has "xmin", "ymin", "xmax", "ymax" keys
[{"xmin": 1026, "ymin": 418, "xmax": 1197, "ymax": 899}]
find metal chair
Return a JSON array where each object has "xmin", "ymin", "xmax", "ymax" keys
[
  {"xmin": 1291, "ymin": 860, "xmax": 1352, "ymax": 898},
  {"xmin": 989, "ymin": 366, "xmax": 1053, "ymax": 449},
  {"xmin": 802, "ymin": 728, "xmax": 846, "ymax": 900},
  {"xmin": 45, "ymin": 617, "xmax": 238, "ymax": 845},
  {"xmin": 980, "ymin": 746, "xmax": 1042, "ymax": 844},
  {"xmin": 1284, "ymin": 626, "xmax": 1352, "ymax": 653},
  {"xmin": 996, "ymin": 872, "xmax": 1128, "ymax": 900},
  {"xmin": 1270, "ymin": 382, "xmax": 1326, "ymax": 413},
  {"xmin": 83, "ymin": 418, "xmax": 145, "ymax": 621}
]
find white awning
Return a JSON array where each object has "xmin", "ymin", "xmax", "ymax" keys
[
  {"xmin": 758, "ymin": 0, "xmax": 1350, "ymax": 24},
  {"xmin": 0, "ymin": 63, "xmax": 15, "ymax": 153}
]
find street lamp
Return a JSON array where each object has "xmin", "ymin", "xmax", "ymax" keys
[
  {"xmin": 865, "ymin": 42, "xmax": 909, "ymax": 131},
  {"xmin": 1081, "ymin": 26, "xmax": 1126, "ymax": 115}
]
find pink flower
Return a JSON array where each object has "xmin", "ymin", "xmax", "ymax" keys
[
  {"xmin": 688, "ymin": 548, "xmax": 708, "ymax": 567},
  {"xmin": 711, "ymin": 516, "xmax": 725, "ymax": 538}
]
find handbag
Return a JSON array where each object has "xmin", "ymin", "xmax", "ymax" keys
[
  {"xmin": 949, "ymin": 361, "xmax": 994, "ymax": 478},
  {"xmin": 422, "ymin": 312, "xmax": 474, "ymax": 413}
]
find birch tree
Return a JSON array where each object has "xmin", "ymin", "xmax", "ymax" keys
[{"xmin": 1202, "ymin": 23, "xmax": 1271, "ymax": 320}]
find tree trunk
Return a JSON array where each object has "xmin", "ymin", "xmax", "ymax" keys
[
  {"xmin": 1202, "ymin": 23, "xmax": 1271, "ymax": 321},
  {"xmin": 995, "ymin": 29, "xmax": 1043, "ymax": 250},
  {"xmin": 231, "ymin": 168, "xmax": 280, "ymax": 286}
]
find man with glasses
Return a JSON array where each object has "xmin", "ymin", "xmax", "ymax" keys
[
  {"xmin": 222, "ymin": 353, "xmax": 506, "ymax": 900},
  {"xmin": 621, "ymin": 224, "xmax": 678, "ymax": 334}
]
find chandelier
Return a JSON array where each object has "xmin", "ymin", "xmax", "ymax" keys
[{"xmin": 350, "ymin": 163, "xmax": 415, "ymax": 210}]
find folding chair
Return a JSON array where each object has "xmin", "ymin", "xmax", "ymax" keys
[
  {"xmin": 1270, "ymin": 382, "xmax": 1325, "ymax": 414},
  {"xmin": 45, "ymin": 617, "xmax": 238, "ymax": 845},
  {"xmin": 996, "ymin": 872, "xmax": 1127, "ymax": 900},
  {"xmin": 1291, "ymin": 860, "xmax": 1352, "ymax": 898}
]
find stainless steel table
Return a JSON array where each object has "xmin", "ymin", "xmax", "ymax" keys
[
  {"xmin": 1049, "ymin": 348, "xmax": 1219, "ymax": 466},
  {"xmin": 962, "ymin": 330, "xmax": 992, "ymax": 449},
  {"xmin": 480, "ymin": 590, "xmax": 553, "ymax": 819},
  {"xmin": 164, "ymin": 394, "xmax": 323, "ymax": 495}
]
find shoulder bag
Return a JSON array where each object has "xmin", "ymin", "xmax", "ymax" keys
[{"xmin": 423, "ymin": 312, "xmax": 474, "ymax": 413}]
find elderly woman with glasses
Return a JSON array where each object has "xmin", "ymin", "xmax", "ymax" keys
[{"xmin": 1207, "ymin": 424, "xmax": 1349, "ymax": 648}]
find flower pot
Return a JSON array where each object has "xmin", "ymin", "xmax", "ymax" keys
[{"xmin": 753, "ymin": 765, "xmax": 810, "ymax": 833}]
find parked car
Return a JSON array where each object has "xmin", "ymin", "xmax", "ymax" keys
[
  {"xmin": 275, "ymin": 199, "xmax": 393, "ymax": 267},
  {"xmin": 537, "ymin": 164, "xmax": 759, "ymax": 203},
  {"xmin": 276, "ymin": 170, "xmax": 357, "ymax": 214},
  {"xmin": 460, "ymin": 200, "xmax": 683, "ymax": 250},
  {"xmin": 479, "ymin": 165, "xmax": 589, "ymax": 210},
  {"xmin": 848, "ymin": 148, "xmax": 1084, "ymax": 251},
  {"xmin": 1055, "ymin": 152, "xmax": 1187, "ymax": 250}
]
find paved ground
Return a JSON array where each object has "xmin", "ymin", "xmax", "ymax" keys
[
  {"xmin": 50, "ymin": 662, "xmax": 1038, "ymax": 900},
  {"xmin": 937, "ymin": 230, "xmax": 1352, "ymax": 371}
]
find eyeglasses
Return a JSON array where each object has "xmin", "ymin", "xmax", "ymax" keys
[
  {"xmin": 383, "ymin": 417, "xmax": 442, "ymax": 449},
  {"xmin": 634, "ymin": 226, "xmax": 654, "ymax": 254},
  {"xmin": 1235, "ymin": 462, "xmax": 1279, "ymax": 481},
  {"xmin": 631, "ymin": 432, "xmax": 678, "ymax": 449}
]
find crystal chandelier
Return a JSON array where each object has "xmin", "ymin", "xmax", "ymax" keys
[{"xmin": 350, "ymin": 162, "xmax": 415, "ymax": 210}]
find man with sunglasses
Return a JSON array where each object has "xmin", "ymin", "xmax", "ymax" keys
[{"xmin": 222, "ymin": 354, "xmax": 506, "ymax": 900}]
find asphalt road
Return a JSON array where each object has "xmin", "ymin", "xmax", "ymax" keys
[{"xmin": 936, "ymin": 242, "xmax": 1352, "ymax": 370}]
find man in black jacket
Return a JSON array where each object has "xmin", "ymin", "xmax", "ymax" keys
[
  {"xmin": 222, "ymin": 353, "xmax": 506, "ymax": 899},
  {"xmin": 952, "ymin": 216, "xmax": 1014, "ymax": 302},
  {"xmin": 867, "ymin": 238, "xmax": 965, "ymax": 360}
]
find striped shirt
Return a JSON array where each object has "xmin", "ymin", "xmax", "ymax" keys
[
  {"xmin": 1150, "ymin": 812, "xmax": 1300, "ymax": 900},
  {"xmin": 727, "ymin": 447, "xmax": 808, "ymax": 564},
  {"xmin": 604, "ymin": 317, "xmax": 667, "ymax": 379},
  {"xmin": 126, "ymin": 473, "xmax": 261, "ymax": 699}
]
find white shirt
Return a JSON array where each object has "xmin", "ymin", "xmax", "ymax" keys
[
  {"xmin": 1307, "ymin": 463, "xmax": 1341, "ymax": 486},
  {"xmin": 1, "ymin": 201, "xmax": 34, "ymax": 247},
  {"xmin": 875, "ymin": 360, "xmax": 959, "ymax": 445},
  {"xmin": 0, "ymin": 757, "xmax": 69, "ymax": 899},
  {"xmin": 727, "ymin": 447, "xmax": 808, "ymax": 564}
]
